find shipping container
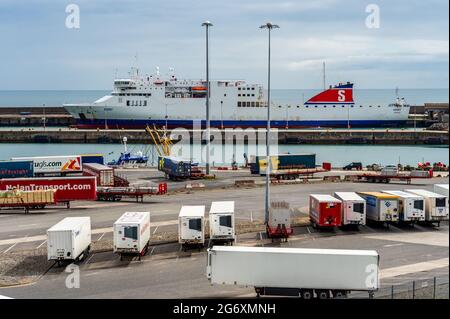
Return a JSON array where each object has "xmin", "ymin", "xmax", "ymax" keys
[
  {"xmin": 267, "ymin": 201, "xmax": 293, "ymax": 239},
  {"xmin": 382, "ymin": 190, "xmax": 425, "ymax": 222},
  {"xmin": 47, "ymin": 217, "xmax": 91, "ymax": 263},
  {"xmin": 207, "ymin": 246, "xmax": 379, "ymax": 298},
  {"xmin": 209, "ymin": 201, "xmax": 235, "ymax": 244},
  {"xmin": 80, "ymin": 154, "xmax": 104, "ymax": 165},
  {"xmin": 405, "ymin": 189, "xmax": 448, "ymax": 224},
  {"xmin": 83, "ymin": 163, "xmax": 114, "ymax": 187},
  {"xmin": 0, "ymin": 160, "xmax": 34, "ymax": 178},
  {"xmin": 309, "ymin": 194, "xmax": 342, "ymax": 228},
  {"xmin": 158, "ymin": 156, "xmax": 192, "ymax": 180},
  {"xmin": 253, "ymin": 154, "xmax": 316, "ymax": 175},
  {"xmin": 12, "ymin": 155, "xmax": 83, "ymax": 175},
  {"xmin": 357, "ymin": 192, "xmax": 399, "ymax": 223},
  {"xmin": 334, "ymin": 192, "xmax": 366, "ymax": 226},
  {"xmin": 113, "ymin": 212, "xmax": 151, "ymax": 259},
  {"xmin": 0, "ymin": 176, "xmax": 97, "ymax": 203},
  {"xmin": 178, "ymin": 205, "xmax": 205, "ymax": 248}
]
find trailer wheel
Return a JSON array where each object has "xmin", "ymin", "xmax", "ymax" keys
[
  {"xmin": 302, "ymin": 290, "xmax": 313, "ymax": 299},
  {"xmin": 334, "ymin": 291, "xmax": 347, "ymax": 299},
  {"xmin": 318, "ymin": 290, "xmax": 329, "ymax": 299}
]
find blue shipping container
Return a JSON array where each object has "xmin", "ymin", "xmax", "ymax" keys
[
  {"xmin": 0, "ymin": 161, "xmax": 34, "ymax": 178},
  {"xmin": 158, "ymin": 157, "xmax": 191, "ymax": 179},
  {"xmin": 80, "ymin": 154, "xmax": 105, "ymax": 165}
]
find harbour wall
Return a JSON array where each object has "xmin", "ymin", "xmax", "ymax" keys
[{"xmin": 0, "ymin": 128, "xmax": 447, "ymax": 145}]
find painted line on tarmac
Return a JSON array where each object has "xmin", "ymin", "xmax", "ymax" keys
[
  {"xmin": 74, "ymin": 203, "xmax": 131, "ymax": 209},
  {"xmin": 0, "ymin": 220, "xmax": 178, "ymax": 247},
  {"xmin": 36, "ymin": 240, "xmax": 47, "ymax": 249},
  {"xmin": 383, "ymin": 243, "xmax": 404, "ymax": 248},
  {"xmin": 381, "ymin": 257, "xmax": 449, "ymax": 279},
  {"xmin": 2, "ymin": 243, "xmax": 18, "ymax": 254}
]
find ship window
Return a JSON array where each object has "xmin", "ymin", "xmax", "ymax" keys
[
  {"xmin": 252, "ymin": 87, "xmax": 255, "ymax": 90},
  {"xmin": 139, "ymin": 101, "xmax": 142, "ymax": 106},
  {"xmin": 360, "ymin": 105, "xmax": 363, "ymax": 107},
  {"xmin": 126, "ymin": 100, "xmax": 130, "ymax": 106},
  {"xmin": 238, "ymin": 88, "xmax": 241, "ymax": 91},
  {"xmin": 144, "ymin": 101, "xmax": 147, "ymax": 106},
  {"xmin": 297, "ymin": 105, "xmax": 300, "ymax": 108},
  {"xmin": 252, "ymin": 94, "xmax": 255, "ymax": 97},
  {"xmin": 238, "ymin": 94, "xmax": 241, "ymax": 97},
  {"xmin": 378, "ymin": 105, "xmax": 381, "ymax": 108},
  {"xmin": 369, "ymin": 105, "xmax": 372, "ymax": 107},
  {"xmin": 224, "ymin": 94, "xmax": 227, "ymax": 97},
  {"xmin": 247, "ymin": 102, "xmax": 251, "ymax": 107},
  {"xmin": 306, "ymin": 105, "xmax": 309, "ymax": 108},
  {"xmin": 351, "ymin": 105, "xmax": 354, "ymax": 108},
  {"xmin": 278, "ymin": 105, "xmax": 282, "ymax": 108},
  {"xmin": 333, "ymin": 105, "xmax": 336, "ymax": 108},
  {"xmin": 324, "ymin": 105, "xmax": 327, "ymax": 108},
  {"xmin": 315, "ymin": 105, "xmax": 318, "ymax": 108},
  {"xmin": 237, "ymin": 102, "xmax": 241, "ymax": 107},
  {"xmin": 247, "ymin": 94, "xmax": 250, "ymax": 97},
  {"xmin": 251, "ymin": 102, "xmax": 255, "ymax": 107}
]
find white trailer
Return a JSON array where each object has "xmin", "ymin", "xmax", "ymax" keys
[
  {"xmin": 47, "ymin": 217, "xmax": 91, "ymax": 265},
  {"xmin": 434, "ymin": 184, "xmax": 449, "ymax": 197},
  {"xmin": 209, "ymin": 201, "xmax": 235, "ymax": 244},
  {"xmin": 405, "ymin": 189, "xmax": 448, "ymax": 225},
  {"xmin": 334, "ymin": 192, "xmax": 366, "ymax": 226},
  {"xmin": 178, "ymin": 205, "xmax": 205, "ymax": 249},
  {"xmin": 357, "ymin": 192, "xmax": 399, "ymax": 224},
  {"xmin": 382, "ymin": 190, "xmax": 425, "ymax": 223},
  {"xmin": 13, "ymin": 155, "xmax": 83, "ymax": 176},
  {"xmin": 207, "ymin": 246, "xmax": 379, "ymax": 299},
  {"xmin": 113, "ymin": 211, "xmax": 151, "ymax": 260}
]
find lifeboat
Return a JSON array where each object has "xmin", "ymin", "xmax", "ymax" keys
[{"xmin": 191, "ymin": 86, "xmax": 207, "ymax": 92}]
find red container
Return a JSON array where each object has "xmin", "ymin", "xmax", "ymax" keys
[
  {"xmin": 322, "ymin": 162, "xmax": 332, "ymax": 171},
  {"xmin": 309, "ymin": 194, "xmax": 342, "ymax": 228},
  {"xmin": 0, "ymin": 176, "xmax": 97, "ymax": 202},
  {"xmin": 83, "ymin": 163, "xmax": 115, "ymax": 187}
]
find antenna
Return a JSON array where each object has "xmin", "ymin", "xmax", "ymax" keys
[{"xmin": 322, "ymin": 61, "xmax": 326, "ymax": 90}]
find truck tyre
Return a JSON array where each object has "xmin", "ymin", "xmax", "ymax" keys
[
  {"xmin": 318, "ymin": 291, "xmax": 329, "ymax": 299},
  {"xmin": 302, "ymin": 290, "xmax": 313, "ymax": 299}
]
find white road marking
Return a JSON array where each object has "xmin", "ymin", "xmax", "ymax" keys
[
  {"xmin": 381, "ymin": 257, "xmax": 449, "ymax": 279},
  {"xmin": 3, "ymin": 243, "xmax": 17, "ymax": 254},
  {"xmin": 383, "ymin": 243, "xmax": 404, "ymax": 248},
  {"xmin": 364, "ymin": 231, "xmax": 449, "ymax": 247},
  {"xmin": 0, "ymin": 220, "xmax": 178, "ymax": 246},
  {"xmin": 306, "ymin": 227, "xmax": 311, "ymax": 234},
  {"xmin": 152, "ymin": 225, "xmax": 159, "ymax": 235},
  {"xmin": 36, "ymin": 240, "xmax": 47, "ymax": 249},
  {"xmin": 96, "ymin": 233, "xmax": 106, "ymax": 242},
  {"xmin": 74, "ymin": 203, "xmax": 131, "ymax": 209}
]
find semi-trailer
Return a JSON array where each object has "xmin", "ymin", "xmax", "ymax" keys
[
  {"xmin": 113, "ymin": 211, "xmax": 151, "ymax": 260},
  {"xmin": 0, "ymin": 160, "xmax": 34, "ymax": 179},
  {"xmin": 47, "ymin": 217, "xmax": 91, "ymax": 265},
  {"xmin": 12, "ymin": 155, "xmax": 83, "ymax": 176},
  {"xmin": 382, "ymin": 190, "xmax": 425, "ymax": 223},
  {"xmin": 83, "ymin": 163, "xmax": 114, "ymax": 187},
  {"xmin": 209, "ymin": 201, "xmax": 235, "ymax": 245},
  {"xmin": 333, "ymin": 192, "xmax": 366, "ymax": 226},
  {"xmin": 178, "ymin": 205, "xmax": 205, "ymax": 249},
  {"xmin": 434, "ymin": 184, "xmax": 449, "ymax": 197},
  {"xmin": 405, "ymin": 189, "xmax": 448, "ymax": 226},
  {"xmin": 357, "ymin": 192, "xmax": 399, "ymax": 225},
  {"xmin": 158, "ymin": 156, "xmax": 192, "ymax": 180},
  {"xmin": 207, "ymin": 246, "xmax": 379, "ymax": 299},
  {"xmin": 267, "ymin": 201, "xmax": 293, "ymax": 240},
  {"xmin": 309, "ymin": 194, "xmax": 342, "ymax": 228},
  {"xmin": 0, "ymin": 176, "xmax": 97, "ymax": 207},
  {"xmin": 0, "ymin": 189, "xmax": 57, "ymax": 213}
]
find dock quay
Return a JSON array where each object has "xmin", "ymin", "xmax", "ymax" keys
[{"xmin": 0, "ymin": 128, "xmax": 447, "ymax": 145}]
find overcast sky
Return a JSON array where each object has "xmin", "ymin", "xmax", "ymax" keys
[{"xmin": 0, "ymin": 0, "xmax": 448, "ymax": 89}]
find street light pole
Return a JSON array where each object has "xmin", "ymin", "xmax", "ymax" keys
[
  {"xmin": 43, "ymin": 104, "xmax": 46, "ymax": 132},
  {"xmin": 260, "ymin": 22, "xmax": 279, "ymax": 224},
  {"xmin": 202, "ymin": 20, "xmax": 213, "ymax": 176}
]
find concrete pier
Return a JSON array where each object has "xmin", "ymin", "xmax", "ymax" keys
[{"xmin": 0, "ymin": 128, "xmax": 447, "ymax": 145}]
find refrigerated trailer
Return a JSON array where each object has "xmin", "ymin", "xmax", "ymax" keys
[
  {"xmin": 334, "ymin": 192, "xmax": 366, "ymax": 226},
  {"xmin": 113, "ymin": 212, "xmax": 150, "ymax": 260},
  {"xmin": 47, "ymin": 217, "xmax": 91, "ymax": 265},
  {"xmin": 207, "ymin": 246, "xmax": 379, "ymax": 299},
  {"xmin": 178, "ymin": 205, "xmax": 205, "ymax": 249},
  {"xmin": 405, "ymin": 189, "xmax": 448, "ymax": 226},
  {"xmin": 267, "ymin": 201, "xmax": 293, "ymax": 240},
  {"xmin": 309, "ymin": 194, "xmax": 342, "ymax": 228},
  {"xmin": 434, "ymin": 184, "xmax": 449, "ymax": 198},
  {"xmin": 357, "ymin": 192, "xmax": 399, "ymax": 225},
  {"xmin": 209, "ymin": 201, "xmax": 235, "ymax": 244},
  {"xmin": 382, "ymin": 190, "xmax": 425, "ymax": 223}
]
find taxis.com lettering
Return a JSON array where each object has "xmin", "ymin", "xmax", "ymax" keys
[{"xmin": 6, "ymin": 184, "xmax": 91, "ymax": 191}]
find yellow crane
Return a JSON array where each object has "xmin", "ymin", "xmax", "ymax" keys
[{"xmin": 145, "ymin": 125, "xmax": 173, "ymax": 157}]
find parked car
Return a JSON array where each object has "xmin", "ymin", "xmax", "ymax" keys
[{"xmin": 343, "ymin": 162, "xmax": 363, "ymax": 171}]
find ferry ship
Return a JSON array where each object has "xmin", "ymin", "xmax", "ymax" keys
[{"xmin": 64, "ymin": 68, "xmax": 411, "ymax": 129}]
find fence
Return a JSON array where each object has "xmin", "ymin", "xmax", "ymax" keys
[{"xmin": 351, "ymin": 275, "xmax": 449, "ymax": 299}]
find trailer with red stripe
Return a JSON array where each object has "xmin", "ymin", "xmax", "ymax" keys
[{"xmin": 0, "ymin": 176, "xmax": 97, "ymax": 208}]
